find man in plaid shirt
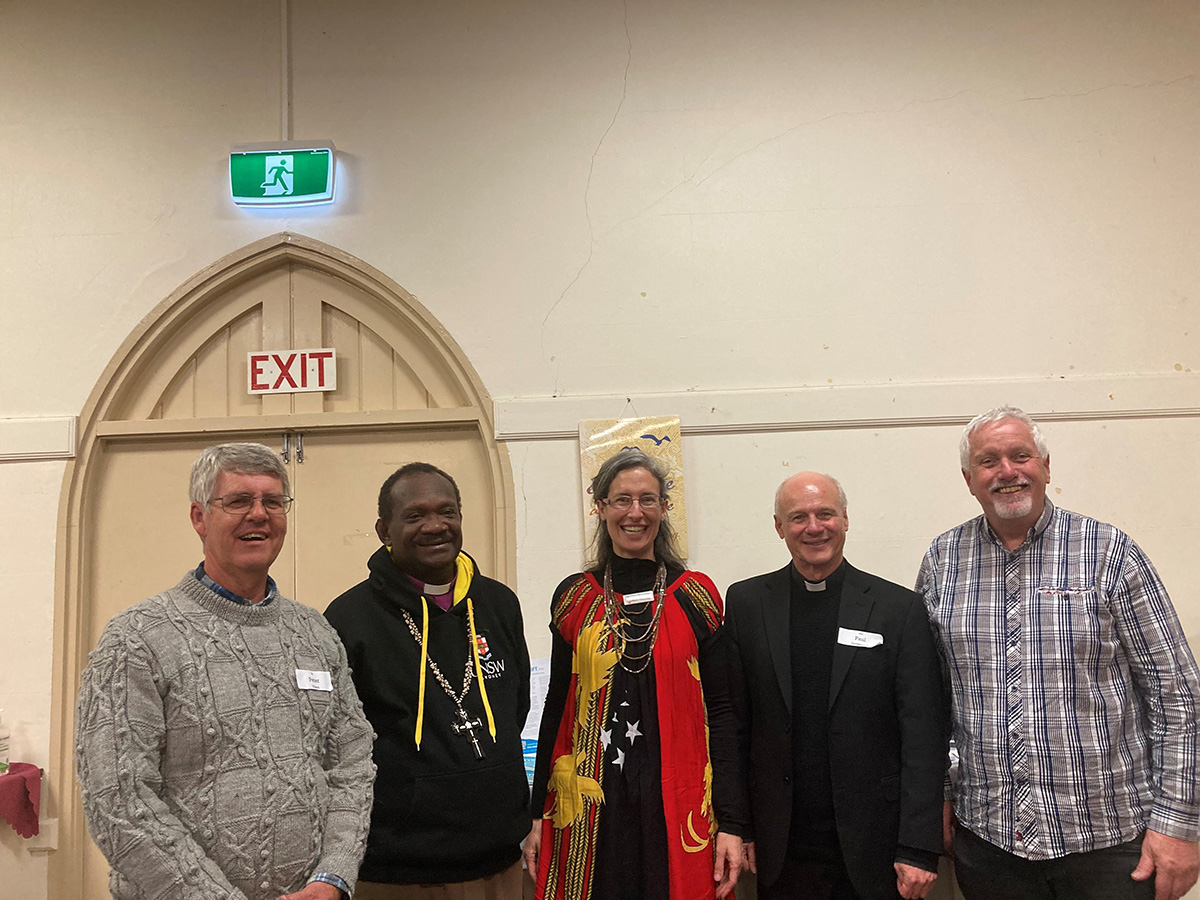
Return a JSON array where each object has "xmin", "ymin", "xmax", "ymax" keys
[{"xmin": 918, "ymin": 407, "xmax": 1200, "ymax": 900}]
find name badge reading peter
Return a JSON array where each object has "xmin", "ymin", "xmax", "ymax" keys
[
  {"xmin": 295, "ymin": 669, "xmax": 333, "ymax": 691},
  {"xmin": 837, "ymin": 628, "xmax": 884, "ymax": 649}
]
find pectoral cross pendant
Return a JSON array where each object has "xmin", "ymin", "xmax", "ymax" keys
[{"xmin": 452, "ymin": 709, "xmax": 485, "ymax": 759}]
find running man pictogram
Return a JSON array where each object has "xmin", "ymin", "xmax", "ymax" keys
[{"xmin": 261, "ymin": 154, "xmax": 295, "ymax": 196}]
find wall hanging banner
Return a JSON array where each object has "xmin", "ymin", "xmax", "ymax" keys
[{"xmin": 578, "ymin": 416, "xmax": 688, "ymax": 559}]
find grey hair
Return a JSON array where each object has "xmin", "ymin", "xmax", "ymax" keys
[
  {"xmin": 587, "ymin": 448, "xmax": 686, "ymax": 572},
  {"xmin": 189, "ymin": 442, "xmax": 290, "ymax": 505},
  {"xmin": 774, "ymin": 472, "xmax": 848, "ymax": 517},
  {"xmin": 959, "ymin": 406, "xmax": 1049, "ymax": 470}
]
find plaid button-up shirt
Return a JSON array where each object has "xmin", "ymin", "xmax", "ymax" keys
[{"xmin": 918, "ymin": 500, "xmax": 1200, "ymax": 859}]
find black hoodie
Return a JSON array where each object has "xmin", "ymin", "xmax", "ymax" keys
[{"xmin": 325, "ymin": 546, "xmax": 531, "ymax": 884}]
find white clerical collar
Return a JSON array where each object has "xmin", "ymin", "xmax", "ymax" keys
[
  {"xmin": 422, "ymin": 579, "xmax": 453, "ymax": 595},
  {"xmin": 804, "ymin": 579, "xmax": 827, "ymax": 592}
]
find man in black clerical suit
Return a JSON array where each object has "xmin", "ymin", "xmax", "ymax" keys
[{"xmin": 725, "ymin": 472, "xmax": 947, "ymax": 900}]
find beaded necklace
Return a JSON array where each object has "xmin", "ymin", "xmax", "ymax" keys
[{"xmin": 602, "ymin": 560, "xmax": 667, "ymax": 674}]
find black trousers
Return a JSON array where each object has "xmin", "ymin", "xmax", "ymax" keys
[
  {"xmin": 759, "ymin": 857, "xmax": 861, "ymax": 900},
  {"xmin": 955, "ymin": 826, "xmax": 1155, "ymax": 900}
]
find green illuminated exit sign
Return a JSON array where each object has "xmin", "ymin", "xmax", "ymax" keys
[{"xmin": 229, "ymin": 141, "xmax": 336, "ymax": 206}]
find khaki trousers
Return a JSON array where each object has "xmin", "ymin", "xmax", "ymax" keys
[{"xmin": 354, "ymin": 860, "xmax": 525, "ymax": 900}]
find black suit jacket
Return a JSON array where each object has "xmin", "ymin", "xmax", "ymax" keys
[{"xmin": 725, "ymin": 561, "xmax": 948, "ymax": 899}]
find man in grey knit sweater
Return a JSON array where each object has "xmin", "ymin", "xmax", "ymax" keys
[{"xmin": 76, "ymin": 443, "xmax": 376, "ymax": 900}]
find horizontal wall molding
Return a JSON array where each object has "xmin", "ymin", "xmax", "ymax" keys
[
  {"xmin": 6, "ymin": 373, "xmax": 1198, "ymax": 453},
  {"xmin": 494, "ymin": 373, "xmax": 1200, "ymax": 441},
  {"xmin": 0, "ymin": 416, "xmax": 77, "ymax": 460}
]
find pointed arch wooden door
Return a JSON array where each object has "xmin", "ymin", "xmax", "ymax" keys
[{"xmin": 49, "ymin": 233, "xmax": 515, "ymax": 899}]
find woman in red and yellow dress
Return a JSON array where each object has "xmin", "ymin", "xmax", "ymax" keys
[{"xmin": 525, "ymin": 449, "xmax": 747, "ymax": 900}]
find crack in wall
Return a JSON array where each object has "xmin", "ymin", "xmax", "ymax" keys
[
  {"xmin": 600, "ymin": 73, "xmax": 1197, "ymax": 236},
  {"xmin": 519, "ymin": 446, "xmax": 530, "ymax": 545},
  {"xmin": 592, "ymin": 89, "xmax": 979, "ymax": 238},
  {"xmin": 1011, "ymin": 73, "xmax": 1195, "ymax": 104},
  {"xmin": 542, "ymin": 0, "xmax": 632, "ymax": 397},
  {"xmin": 692, "ymin": 88, "xmax": 978, "ymax": 189}
]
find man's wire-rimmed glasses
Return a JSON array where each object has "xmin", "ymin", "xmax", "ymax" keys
[{"xmin": 207, "ymin": 493, "xmax": 294, "ymax": 515}]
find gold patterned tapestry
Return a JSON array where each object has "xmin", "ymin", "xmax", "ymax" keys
[{"xmin": 578, "ymin": 416, "xmax": 688, "ymax": 559}]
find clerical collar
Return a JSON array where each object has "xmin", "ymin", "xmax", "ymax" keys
[
  {"xmin": 789, "ymin": 560, "xmax": 847, "ymax": 594},
  {"xmin": 404, "ymin": 571, "xmax": 456, "ymax": 610},
  {"xmin": 418, "ymin": 577, "xmax": 453, "ymax": 595}
]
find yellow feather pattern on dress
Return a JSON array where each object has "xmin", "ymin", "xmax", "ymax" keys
[
  {"xmin": 547, "ymin": 752, "xmax": 605, "ymax": 828},
  {"xmin": 575, "ymin": 620, "xmax": 619, "ymax": 708},
  {"xmin": 546, "ymin": 619, "xmax": 619, "ymax": 828}
]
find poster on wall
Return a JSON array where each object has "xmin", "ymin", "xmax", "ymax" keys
[
  {"xmin": 578, "ymin": 416, "xmax": 688, "ymax": 559},
  {"xmin": 521, "ymin": 657, "xmax": 551, "ymax": 787}
]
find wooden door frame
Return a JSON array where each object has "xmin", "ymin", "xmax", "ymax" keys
[{"xmin": 48, "ymin": 232, "xmax": 516, "ymax": 897}]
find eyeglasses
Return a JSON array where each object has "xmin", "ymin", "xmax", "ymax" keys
[
  {"xmin": 603, "ymin": 494, "xmax": 663, "ymax": 511},
  {"xmin": 207, "ymin": 493, "xmax": 293, "ymax": 515}
]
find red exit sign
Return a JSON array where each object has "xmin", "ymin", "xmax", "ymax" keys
[{"xmin": 247, "ymin": 349, "xmax": 337, "ymax": 394}]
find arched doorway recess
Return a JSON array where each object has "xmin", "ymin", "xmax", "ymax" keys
[{"xmin": 48, "ymin": 231, "xmax": 515, "ymax": 899}]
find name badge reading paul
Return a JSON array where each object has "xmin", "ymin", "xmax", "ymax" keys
[
  {"xmin": 295, "ymin": 669, "xmax": 333, "ymax": 691},
  {"xmin": 837, "ymin": 628, "xmax": 884, "ymax": 649}
]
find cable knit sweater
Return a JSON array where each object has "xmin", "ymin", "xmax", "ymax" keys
[{"xmin": 76, "ymin": 573, "xmax": 376, "ymax": 900}]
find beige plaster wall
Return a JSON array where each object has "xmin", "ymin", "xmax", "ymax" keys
[{"xmin": 2, "ymin": 1, "xmax": 1198, "ymax": 897}]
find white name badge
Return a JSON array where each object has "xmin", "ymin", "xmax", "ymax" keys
[
  {"xmin": 295, "ymin": 669, "xmax": 333, "ymax": 691},
  {"xmin": 837, "ymin": 628, "xmax": 884, "ymax": 649},
  {"xmin": 622, "ymin": 590, "xmax": 655, "ymax": 606}
]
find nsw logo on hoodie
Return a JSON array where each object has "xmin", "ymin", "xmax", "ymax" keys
[{"xmin": 476, "ymin": 632, "xmax": 507, "ymax": 679}]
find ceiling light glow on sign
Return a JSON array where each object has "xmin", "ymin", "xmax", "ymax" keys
[{"xmin": 230, "ymin": 141, "xmax": 336, "ymax": 207}]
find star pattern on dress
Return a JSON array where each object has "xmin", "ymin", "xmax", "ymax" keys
[
  {"xmin": 607, "ymin": 687, "xmax": 646, "ymax": 778},
  {"xmin": 625, "ymin": 720, "xmax": 642, "ymax": 745}
]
